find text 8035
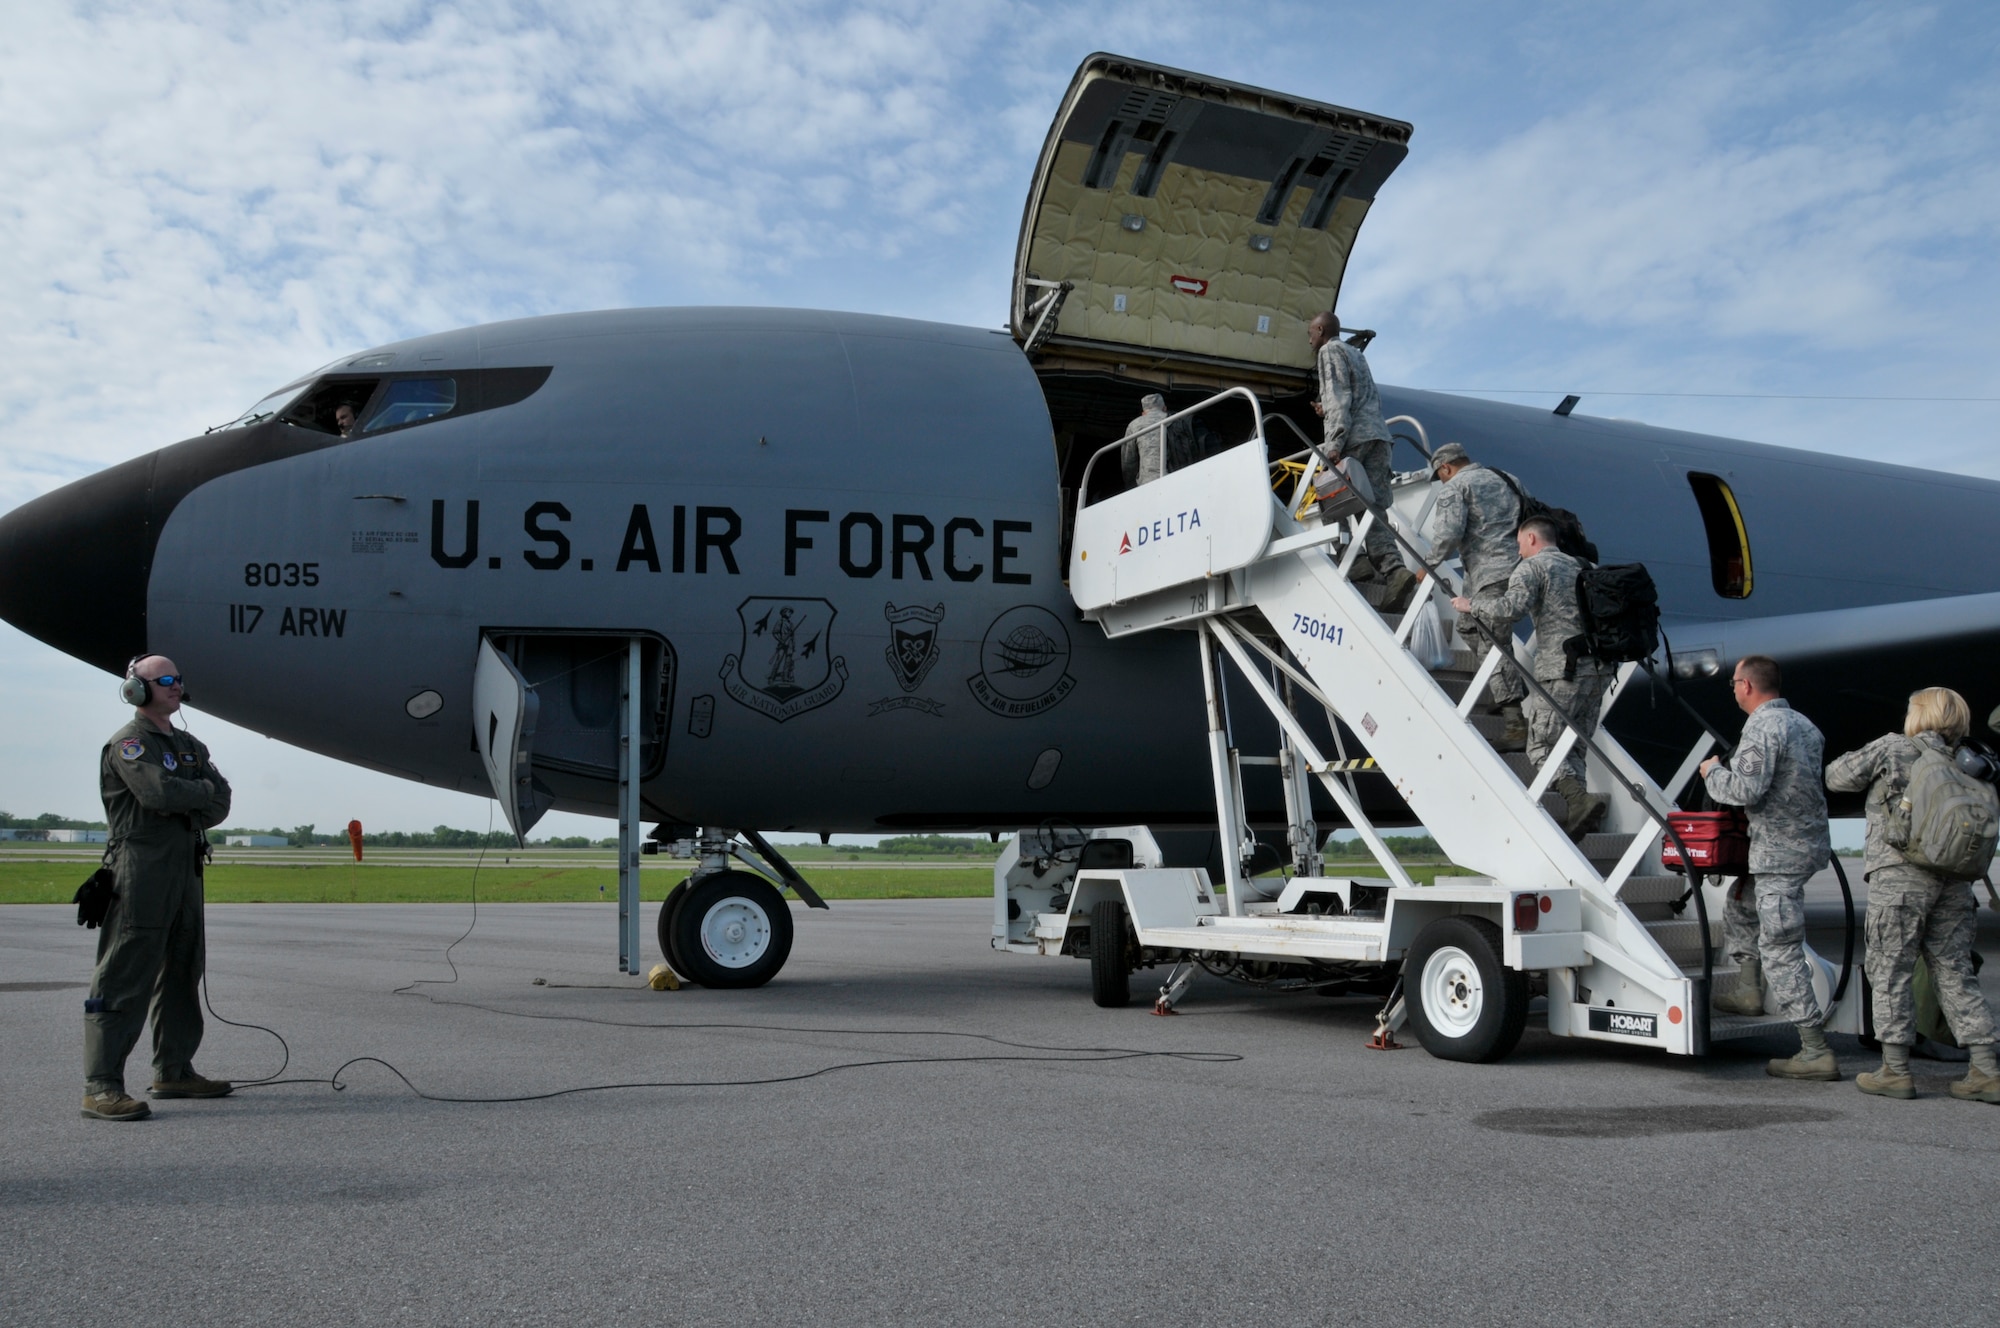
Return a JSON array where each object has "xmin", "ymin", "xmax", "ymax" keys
[{"xmin": 244, "ymin": 562, "xmax": 320, "ymax": 588}]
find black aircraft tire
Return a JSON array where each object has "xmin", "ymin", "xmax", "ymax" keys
[
  {"xmin": 1089, "ymin": 898, "xmax": 1132, "ymax": 1008},
  {"xmin": 669, "ymin": 871, "xmax": 794, "ymax": 989},
  {"xmin": 1405, "ymin": 916, "xmax": 1526, "ymax": 1063},
  {"xmin": 657, "ymin": 880, "xmax": 692, "ymax": 974}
]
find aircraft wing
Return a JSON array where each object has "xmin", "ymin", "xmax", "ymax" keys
[{"xmin": 1616, "ymin": 592, "xmax": 2000, "ymax": 804}]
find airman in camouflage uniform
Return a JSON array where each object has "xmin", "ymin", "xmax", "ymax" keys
[
  {"xmin": 1308, "ymin": 313, "xmax": 1409, "ymax": 606},
  {"xmin": 1425, "ymin": 442, "xmax": 1525, "ymax": 746},
  {"xmin": 1700, "ymin": 655, "xmax": 1838, "ymax": 1081},
  {"xmin": 1455, "ymin": 517, "xmax": 1607, "ymax": 838},
  {"xmin": 81, "ymin": 657, "xmax": 233, "ymax": 1121},
  {"xmin": 1120, "ymin": 393, "xmax": 1198, "ymax": 488},
  {"xmin": 1825, "ymin": 687, "xmax": 2000, "ymax": 1103}
]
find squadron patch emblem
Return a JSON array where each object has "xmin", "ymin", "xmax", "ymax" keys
[
  {"xmin": 967, "ymin": 605, "xmax": 1077, "ymax": 719},
  {"xmin": 161, "ymin": 752, "xmax": 177, "ymax": 771},
  {"xmin": 118, "ymin": 739, "xmax": 144, "ymax": 762}
]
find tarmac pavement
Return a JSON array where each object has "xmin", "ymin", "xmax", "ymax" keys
[{"xmin": 3, "ymin": 878, "xmax": 1997, "ymax": 1326}]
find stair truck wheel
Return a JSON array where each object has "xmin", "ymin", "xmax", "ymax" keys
[
  {"xmin": 1089, "ymin": 898, "xmax": 1132, "ymax": 1008},
  {"xmin": 669, "ymin": 870, "xmax": 794, "ymax": 989},
  {"xmin": 1405, "ymin": 915, "xmax": 1527, "ymax": 1063},
  {"xmin": 657, "ymin": 879, "xmax": 692, "ymax": 974}
]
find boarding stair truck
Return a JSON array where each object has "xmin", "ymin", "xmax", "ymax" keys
[{"xmin": 993, "ymin": 389, "xmax": 1861, "ymax": 1062}]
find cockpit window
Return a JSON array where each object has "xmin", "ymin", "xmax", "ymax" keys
[
  {"xmin": 280, "ymin": 379, "xmax": 381, "ymax": 436},
  {"xmin": 214, "ymin": 382, "xmax": 310, "ymax": 431},
  {"xmin": 361, "ymin": 377, "xmax": 456, "ymax": 433},
  {"xmin": 1687, "ymin": 472, "xmax": 1753, "ymax": 598}
]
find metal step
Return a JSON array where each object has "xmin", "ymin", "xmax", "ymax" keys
[
  {"xmin": 1708, "ymin": 1012, "xmax": 1799, "ymax": 1042},
  {"xmin": 1617, "ymin": 874, "xmax": 1687, "ymax": 905},
  {"xmin": 1645, "ymin": 917, "xmax": 1723, "ymax": 965},
  {"xmin": 1578, "ymin": 831, "xmax": 1638, "ymax": 866}
]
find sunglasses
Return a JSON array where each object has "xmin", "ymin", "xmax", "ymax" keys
[{"xmin": 147, "ymin": 674, "xmax": 184, "ymax": 688}]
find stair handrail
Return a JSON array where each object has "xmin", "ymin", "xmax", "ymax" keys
[
  {"xmin": 1073, "ymin": 386, "xmax": 1268, "ymax": 515},
  {"xmin": 1320, "ymin": 470, "xmax": 1719, "ymax": 1025}
]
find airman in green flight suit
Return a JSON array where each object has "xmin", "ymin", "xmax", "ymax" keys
[{"xmin": 81, "ymin": 656, "xmax": 233, "ymax": 1121}]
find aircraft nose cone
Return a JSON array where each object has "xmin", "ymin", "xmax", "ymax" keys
[{"xmin": 0, "ymin": 453, "xmax": 154, "ymax": 675}]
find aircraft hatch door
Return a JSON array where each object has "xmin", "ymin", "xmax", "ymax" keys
[
  {"xmin": 1012, "ymin": 53, "xmax": 1412, "ymax": 388},
  {"xmin": 474, "ymin": 637, "xmax": 555, "ymax": 842}
]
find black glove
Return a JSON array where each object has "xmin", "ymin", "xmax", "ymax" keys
[{"xmin": 73, "ymin": 867, "xmax": 115, "ymax": 929}]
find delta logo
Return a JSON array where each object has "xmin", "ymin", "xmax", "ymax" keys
[
  {"xmin": 1169, "ymin": 275, "xmax": 1208, "ymax": 295},
  {"xmin": 1119, "ymin": 508, "xmax": 1203, "ymax": 554}
]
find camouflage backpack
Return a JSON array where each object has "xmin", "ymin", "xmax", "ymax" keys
[{"xmin": 1889, "ymin": 744, "xmax": 2000, "ymax": 881}]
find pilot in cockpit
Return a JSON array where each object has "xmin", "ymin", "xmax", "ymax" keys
[{"xmin": 334, "ymin": 402, "xmax": 358, "ymax": 436}]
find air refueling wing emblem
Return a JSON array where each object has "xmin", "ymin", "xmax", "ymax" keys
[
  {"xmin": 869, "ymin": 602, "xmax": 947, "ymax": 717},
  {"xmin": 720, "ymin": 596, "xmax": 847, "ymax": 723},
  {"xmin": 885, "ymin": 602, "xmax": 944, "ymax": 693}
]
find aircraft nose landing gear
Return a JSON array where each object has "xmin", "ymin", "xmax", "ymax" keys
[
  {"xmin": 656, "ymin": 829, "xmax": 813, "ymax": 988},
  {"xmin": 662, "ymin": 869, "xmax": 794, "ymax": 988}
]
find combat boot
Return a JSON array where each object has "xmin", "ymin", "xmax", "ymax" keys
[
  {"xmin": 1767, "ymin": 1023, "xmax": 1841, "ymax": 1081},
  {"xmin": 1949, "ymin": 1044, "xmax": 2000, "ymax": 1104},
  {"xmin": 81, "ymin": 1090, "xmax": 151, "ymax": 1121},
  {"xmin": 150, "ymin": 1071, "xmax": 232, "ymax": 1099},
  {"xmin": 1713, "ymin": 956, "xmax": 1765, "ymax": 1016},
  {"xmin": 1857, "ymin": 1043, "xmax": 1916, "ymax": 1099},
  {"xmin": 1380, "ymin": 566, "xmax": 1417, "ymax": 613},
  {"xmin": 1493, "ymin": 704, "xmax": 1528, "ymax": 753},
  {"xmin": 1552, "ymin": 776, "xmax": 1607, "ymax": 841}
]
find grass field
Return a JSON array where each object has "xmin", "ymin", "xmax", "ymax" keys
[
  {"xmin": 0, "ymin": 858, "xmax": 1458, "ymax": 905},
  {"xmin": 0, "ymin": 861, "xmax": 994, "ymax": 905}
]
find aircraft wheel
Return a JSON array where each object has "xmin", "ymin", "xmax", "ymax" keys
[
  {"xmin": 669, "ymin": 870, "xmax": 794, "ymax": 989},
  {"xmin": 1405, "ymin": 916, "xmax": 1525, "ymax": 1063},
  {"xmin": 1089, "ymin": 898, "xmax": 1132, "ymax": 1008},
  {"xmin": 657, "ymin": 879, "xmax": 692, "ymax": 975}
]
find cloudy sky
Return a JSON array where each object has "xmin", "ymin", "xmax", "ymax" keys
[{"xmin": 3, "ymin": 0, "xmax": 1996, "ymax": 835}]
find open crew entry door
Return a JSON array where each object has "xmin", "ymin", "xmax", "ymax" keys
[
  {"xmin": 1012, "ymin": 53, "xmax": 1412, "ymax": 388},
  {"xmin": 474, "ymin": 637, "xmax": 553, "ymax": 843}
]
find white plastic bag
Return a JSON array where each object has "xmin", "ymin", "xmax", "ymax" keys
[{"xmin": 1407, "ymin": 593, "xmax": 1454, "ymax": 671}]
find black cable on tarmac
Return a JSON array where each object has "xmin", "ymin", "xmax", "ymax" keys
[{"xmin": 213, "ymin": 805, "xmax": 1241, "ymax": 1103}]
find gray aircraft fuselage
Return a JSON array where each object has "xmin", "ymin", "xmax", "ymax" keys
[{"xmin": 4, "ymin": 304, "xmax": 1998, "ymax": 832}]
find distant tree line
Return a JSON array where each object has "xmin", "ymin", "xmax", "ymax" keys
[
  {"xmin": 205, "ymin": 824, "xmax": 614, "ymax": 849},
  {"xmin": 1325, "ymin": 834, "xmax": 1444, "ymax": 858},
  {"xmin": 866, "ymin": 834, "xmax": 999, "ymax": 857},
  {"xmin": 0, "ymin": 811, "xmax": 110, "ymax": 831}
]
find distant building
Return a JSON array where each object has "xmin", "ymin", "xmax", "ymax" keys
[
  {"xmin": 0, "ymin": 828, "xmax": 48, "ymax": 841},
  {"xmin": 225, "ymin": 834, "xmax": 288, "ymax": 848},
  {"xmin": 46, "ymin": 829, "xmax": 108, "ymax": 843}
]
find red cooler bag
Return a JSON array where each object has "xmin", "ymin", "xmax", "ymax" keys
[{"xmin": 1660, "ymin": 809, "xmax": 1749, "ymax": 875}]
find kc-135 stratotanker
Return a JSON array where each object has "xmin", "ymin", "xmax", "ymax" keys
[{"xmin": 5, "ymin": 55, "xmax": 1997, "ymax": 1058}]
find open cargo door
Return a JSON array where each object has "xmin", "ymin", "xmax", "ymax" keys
[
  {"xmin": 1012, "ymin": 53, "xmax": 1412, "ymax": 389},
  {"xmin": 474, "ymin": 636, "xmax": 554, "ymax": 842}
]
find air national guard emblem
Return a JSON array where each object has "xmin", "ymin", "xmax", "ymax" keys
[
  {"xmin": 117, "ymin": 738, "xmax": 144, "ymax": 762},
  {"xmin": 869, "ymin": 602, "xmax": 946, "ymax": 717},
  {"xmin": 720, "ymin": 597, "xmax": 848, "ymax": 723}
]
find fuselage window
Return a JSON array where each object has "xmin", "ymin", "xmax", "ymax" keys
[
  {"xmin": 362, "ymin": 377, "xmax": 457, "ymax": 434},
  {"xmin": 1687, "ymin": 472, "xmax": 1753, "ymax": 598}
]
